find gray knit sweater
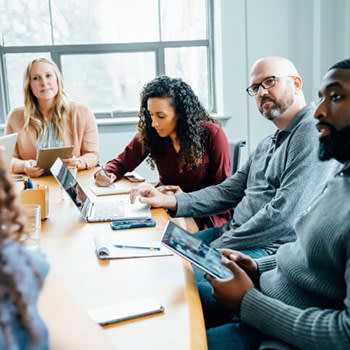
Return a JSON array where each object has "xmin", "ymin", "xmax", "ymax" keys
[
  {"xmin": 241, "ymin": 161, "xmax": 350, "ymax": 349},
  {"xmin": 174, "ymin": 104, "xmax": 338, "ymax": 250}
]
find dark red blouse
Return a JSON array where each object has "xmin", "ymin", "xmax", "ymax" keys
[{"xmin": 104, "ymin": 121, "xmax": 231, "ymax": 228}]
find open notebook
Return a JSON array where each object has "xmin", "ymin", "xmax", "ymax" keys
[
  {"xmin": 89, "ymin": 182, "xmax": 131, "ymax": 196},
  {"xmin": 94, "ymin": 236, "xmax": 172, "ymax": 259}
]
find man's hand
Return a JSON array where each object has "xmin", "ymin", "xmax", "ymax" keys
[
  {"xmin": 129, "ymin": 183, "xmax": 177, "ymax": 210},
  {"xmin": 220, "ymin": 248, "xmax": 259, "ymax": 286},
  {"xmin": 95, "ymin": 168, "xmax": 117, "ymax": 187},
  {"xmin": 156, "ymin": 185, "xmax": 183, "ymax": 195},
  {"xmin": 205, "ymin": 259, "xmax": 254, "ymax": 314},
  {"xmin": 23, "ymin": 160, "xmax": 44, "ymax": 177}
]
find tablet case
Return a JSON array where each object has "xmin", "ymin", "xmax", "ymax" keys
[{"xmin": 37, "ymin": 146, "xmax": 74, "ymax": 174}]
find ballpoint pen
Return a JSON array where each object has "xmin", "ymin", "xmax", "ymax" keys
[
  {"xmin": 113, "ymin": 244, "xmax": 161, "ymax": 251},
  {"xmin": 98, "ymin": 166, "xmax": 108, "ymax": 177}
]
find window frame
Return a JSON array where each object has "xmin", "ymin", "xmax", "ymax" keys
[{"xmin": 0, "ymin": 0, "xmax": 215, "ymax": 123}]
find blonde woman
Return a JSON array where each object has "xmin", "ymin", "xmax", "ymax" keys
[{"xmin": 6, "ymin": 57, "xmax": 99, "ymax": 177}]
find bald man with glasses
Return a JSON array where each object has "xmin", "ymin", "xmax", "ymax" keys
[{"xmin": 131, "ymin": 56, "xmax": 337, "ymax": 257}]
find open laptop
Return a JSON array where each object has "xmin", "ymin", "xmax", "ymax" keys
[
  {"xmin": 0, "ymin": 133, "xmax": 18, "ymax": 169},
  {"xmin": 50, "ymin": 158, "xmax": 151, "ymax": 222}
]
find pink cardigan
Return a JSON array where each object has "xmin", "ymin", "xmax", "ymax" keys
[{"xmin": 6, "ymin": 101, "xmax": 99, "ymax": 173}]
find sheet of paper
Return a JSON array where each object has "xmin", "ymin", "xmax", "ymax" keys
[{"xmin": 89, "ymin": 182, "xmax": 131, "ymax": 196}]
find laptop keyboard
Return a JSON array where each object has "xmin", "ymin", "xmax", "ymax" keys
[{"xmin": 93, "ymin": 201, "xmax": 123, "ymax": 218}]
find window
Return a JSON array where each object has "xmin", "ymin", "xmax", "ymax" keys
[{"xmin": 0, "ymin": 0, "xmax": 214, "ymax": 122}]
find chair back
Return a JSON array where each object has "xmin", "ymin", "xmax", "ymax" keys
[{"xmin": 229, "ymin": 140, "xmax": 246, "ymax": 174}]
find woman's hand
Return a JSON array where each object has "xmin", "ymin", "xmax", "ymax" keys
[
  {"xmin": 94, "ymin": 168, "xmax": 117, "ymax": 187},
  {"xmin": 23, "ymin": 160, "xmax": 44, "ymax": 177}
]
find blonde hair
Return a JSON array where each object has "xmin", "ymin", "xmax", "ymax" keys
[{"xmin": 23, "ymin": 57, "xmax": 69, "ymax": 140}]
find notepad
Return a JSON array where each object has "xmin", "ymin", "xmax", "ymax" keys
[
  {"xmin": 89, "ymin": 182, "xmax": 131, "ymax": 196},
  {"xmin": 94, "ymin": 236, "xmax": 172, "ymax": 259}
]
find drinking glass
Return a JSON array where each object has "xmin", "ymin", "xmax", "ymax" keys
[{"xmin": 23, "ymin": 204, "xmax": 41, "ymax": 251}]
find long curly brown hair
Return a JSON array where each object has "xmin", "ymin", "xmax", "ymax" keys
[
  {"xmin": 0, "ymin": 149, "xmax": 44, "ymax": 347},
  {"xmin": 137, "ymin": 76, "xmax": 216, "ymax": 171}
]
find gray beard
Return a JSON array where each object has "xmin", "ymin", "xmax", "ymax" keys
[{"xmin": 264, "ymin": 106, "xmax": 282, "ymax": 120}]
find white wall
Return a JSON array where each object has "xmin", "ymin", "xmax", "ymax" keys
[
  {"xmin": 98, "ymin": 0, "xmax": 350, "ymax": 179},
  {"xmin": 215, "ymin": 0, "xmax": 350, "ymax": 158}
]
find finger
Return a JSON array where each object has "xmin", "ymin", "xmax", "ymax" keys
[
  {"xmin": 129, "ymin": 189, "xmax": 139, "ymax": 203},
  {"xmin": 138, "ymin": 196, "xmax": 154, "ymax": 205},
  {"xmin": 221, "ymin": 259, "xmax": 245, "ymax": 277},
  {"xmin": 220, "ymin": 248, "xmax": 235, "ymax": 258},
  {"xmin": 204, "ymin": 273, "xmax": 216, "ymax": 284}
]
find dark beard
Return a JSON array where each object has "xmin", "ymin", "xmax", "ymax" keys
[{"xmin": 318, "ymin": 123, "xmax": 350, "ymax": 163}]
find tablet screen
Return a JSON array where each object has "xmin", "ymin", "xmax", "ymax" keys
[{"xmin": 161, "ymin": 221, "xmax": 233, "ymax": 280}]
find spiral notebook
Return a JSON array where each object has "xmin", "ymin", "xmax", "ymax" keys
[{"xmin": 94, "ymin": 236, "xmax": 172, "ymax": 259}]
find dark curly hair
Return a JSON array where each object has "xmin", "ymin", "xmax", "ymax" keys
[
  {"xmin": 137, "ymin": 76, "xmax": 216, "ymax": 171},
  {"xmin": 0, "ymin": 149, "xmax": 44, "ymax": 348}
]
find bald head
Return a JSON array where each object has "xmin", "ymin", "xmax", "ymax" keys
[{"xmin": 248, "ymin": 56, "xmax": 306, "ymax": 129}]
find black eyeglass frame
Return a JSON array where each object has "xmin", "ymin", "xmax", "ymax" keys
[{"xmin": 246, "ymin": 75, "xmax": 295, "ymax": 96}]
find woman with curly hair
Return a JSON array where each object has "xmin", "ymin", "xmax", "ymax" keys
[
  {"xmin": 6, "ymin": 57, "xmax": 99, "ymax": 177},
  {"xmin": 0, "ymin": 148, "xmax": 49, "ymax": 349},
  {"xmin": 95, "ymin": 76, "xmax": 231, "ymax": 228}
]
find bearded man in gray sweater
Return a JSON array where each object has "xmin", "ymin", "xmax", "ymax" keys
[{"xmin": 201, "ymin": 58, "xmax": 350, "ymax": 349}]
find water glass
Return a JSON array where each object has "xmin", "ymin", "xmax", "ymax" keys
[{"xmin": 23, "ymin": 204, "xmax": 41, "ymax": 251}]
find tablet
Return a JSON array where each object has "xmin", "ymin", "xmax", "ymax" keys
[
  {"xmin": 37, "ymin": 146, "xmax": 74, "ymax": 174},
  {"xmin": 161, "ymin": 221, "xmax": 233, "ymax": 280}
]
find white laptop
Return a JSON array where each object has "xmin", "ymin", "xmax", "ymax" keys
[
  {"xmin": 0, "ymin": 133, "xmax": 18, "ymax": 169},
  {"xmin": 50, "ymin": 158, "xmax": 151, "ymax": 222}
]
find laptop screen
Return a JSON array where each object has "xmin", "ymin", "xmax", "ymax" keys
[
  {"xmin": 50, "ymin": 158, "xmax": 91, "ymax": 216},
  {"xmin": 0, "ymin": 133, "xmax": 18, "ymax": 169}
]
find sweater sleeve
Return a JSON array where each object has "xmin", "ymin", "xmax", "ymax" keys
[
  {"xmin": 78, "ymin": 107, "xmax": 99, "ymax": 168},
  {"xmin": 240, "ymin": 280, "xmax": 350, "ymax": 350},
  {"xmin": 173, "ymin": 156, "xmax": 251, "ymax": 218},
  {"xmin": 5, "ymin": 110, "xmax": 28, "ymax": 173},
  {"xmin": 205, "ymin": 123, "xmax": 231, "ymax": 185},
  {"xmin": 103, "ymin": 134, "xmax": 147, "ymax": 180}
]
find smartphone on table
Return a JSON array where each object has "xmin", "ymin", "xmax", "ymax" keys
[{"xmin": 110, "ymin": 218, "xmax": 156, "ymax": 230}]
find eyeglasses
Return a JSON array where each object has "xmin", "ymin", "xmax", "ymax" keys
[{"xmin": 246, "ymin": 75, "xmax": 293, "ymax": 96}]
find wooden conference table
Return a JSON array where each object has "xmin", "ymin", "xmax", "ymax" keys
[{"xmin": 34, "ymin": 168, "xmax": 207, "ymax": 350}]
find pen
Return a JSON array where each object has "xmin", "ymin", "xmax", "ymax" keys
[
  {"xmin": 99, "ymin": 166, "xmax": 108, "ymax": 177},
  {"xmin": 114, "ymin": 244, "xmax": 161, "ymax": 251}
]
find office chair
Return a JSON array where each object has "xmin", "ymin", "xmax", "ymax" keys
[{"xmin": 229, "ymin": 140, "xmax": 246, "ymax": 175}]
